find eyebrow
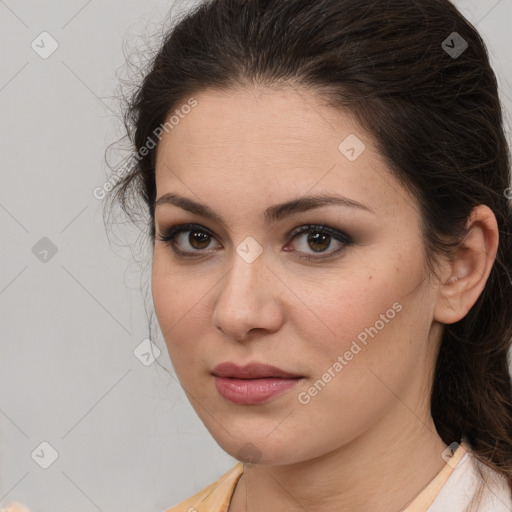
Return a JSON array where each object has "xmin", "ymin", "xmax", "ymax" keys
[{"xmin": 154, "ymin": 192, "xmax": 375, "ymax": 227}]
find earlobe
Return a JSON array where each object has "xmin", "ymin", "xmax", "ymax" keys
[{"xmin": 434, "ymin": 205, "xmax": 499, "ymax": 325}]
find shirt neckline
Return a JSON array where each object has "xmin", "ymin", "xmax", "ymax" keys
[
  {"xmin": 401, "ymin": 441, "xmax": 469, "ymax": 512},
  {"xmin": 196, "ymin": 441, "xmax": 470, "ymax": 512}
]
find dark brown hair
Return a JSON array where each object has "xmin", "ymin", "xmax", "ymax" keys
[{"xmin": 106, "ymin": 0, "xmax": 512, "ymax": 503}]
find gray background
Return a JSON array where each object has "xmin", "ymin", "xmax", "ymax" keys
[{"xmin": 0, "ymin": 1, "xmax": 511, "ymax": 511}]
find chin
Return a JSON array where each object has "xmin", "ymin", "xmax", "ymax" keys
[{"xmin": 217, "ymin": 434, "xmax": 304, "ymax": 466}]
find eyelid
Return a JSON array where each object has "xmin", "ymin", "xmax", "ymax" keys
[{"xmin": 288, "ymin": 224, "xmax": 351, "ymax": 243}]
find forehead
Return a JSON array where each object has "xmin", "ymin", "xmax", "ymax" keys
[
  {"xmin": 157, "ymin": 85, "xmax": 355, "ymax": 163},
  {"xmin": 154, "ymin": 85, "xmax": 418, "ymax": 221}
]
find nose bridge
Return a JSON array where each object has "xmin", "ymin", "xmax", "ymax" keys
[
  {"xmin": 213, "ymin": 241, "xmax": 281, "ymax": 338},
  {"xmin": 220, "ymin": 243, "xmax": 266, "ymax": 310}
]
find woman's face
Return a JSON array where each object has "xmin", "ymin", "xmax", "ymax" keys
[{"xmin": 152, "ymin": 85, "xmax": 443, "ymax": 465}]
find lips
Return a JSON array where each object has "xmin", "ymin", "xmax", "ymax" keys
[
  {"xmin": 211, "ymin": 362, "xmax": 302, "ymax": 379},
  {"xmin": 211, "ymin": 362, "xmax": 304, "ymax": 405}
]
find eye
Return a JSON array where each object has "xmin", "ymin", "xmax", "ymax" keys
[
  {"xmin": 157, "ymin": 223, "xmax": 220, "ymax": 257},
  {"xmin": 286, "ymin": 224, "xmax": 352, "ymax": 260},
  {"xmin": 156, "ymin": 223, "xmax": 352, "ymax": 261}
]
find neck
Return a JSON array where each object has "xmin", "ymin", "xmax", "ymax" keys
[{"xmin": 228, "ymin": 407, "xmax": 448, "ymax": 512}]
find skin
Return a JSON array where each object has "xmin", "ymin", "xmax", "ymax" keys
[{"xmin": 151, "ymin": 85, "xmax": 499, "ymax": 512}]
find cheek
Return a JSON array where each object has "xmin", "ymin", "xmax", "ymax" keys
[
  {"xmin": 151, "ymin": 252, "xmax": 208, "ymax": 372},
  {"xmin": 297, "ymin": 255, "xmax": 430, "ymax": 394},
  {"xmin": 292, "ymin": 248, "xmax": 429, "ymax": 390},
  {"xmin": 151, "ymin": 253, "xmax": 176, "ymax": 337},
  {"xmin": 294, "ymin": 269, "xmax": 402, "ymax": 355}
]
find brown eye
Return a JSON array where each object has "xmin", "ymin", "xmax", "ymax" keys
[
  {"xmin": 305, "ymin": 231, "xmax": 332, "ymax": 252},
  {"xmin": 158, "ymin": 223, "xmax": 352, "ymax": 261},
  {"xmin": 157, "ymin": 223, "xmax": 221, "ymax": 256},
  {"xmin": 287, "ymin": 224, "xmax": 352, "ymax": 260},
  {"xmin": 187, "ymin": 229, "xmax": 211, "ymax": 250}
]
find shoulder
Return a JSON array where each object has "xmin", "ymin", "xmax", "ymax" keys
[
  {"xmin": 0, "ymin": 503, "xmax": 31, "ymax": 512},
  {"xmin": 164, "ymin": 462, "xmax": 244, "ymax": 512}
]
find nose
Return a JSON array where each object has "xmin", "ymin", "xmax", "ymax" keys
[{"xmin": 211, "ymin": 247, "xmax": 284, "ymax": 342}]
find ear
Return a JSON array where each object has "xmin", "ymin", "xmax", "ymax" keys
[{"xmin": 434, "ymin": 205, "xmax": 499, "ymax": 325}]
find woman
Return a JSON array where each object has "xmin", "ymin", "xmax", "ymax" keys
[{"xmin": 106, "ymin": 0, "xmax": 512, "ymax": 510}]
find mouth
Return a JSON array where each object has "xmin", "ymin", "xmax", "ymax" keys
[
  {"xmin": 211, "ymin": 362, "xmax": 303, "ymax": 405},
  {"xmin": 211, "ymin": 361, "xmax": 303, "ymax": 379}
]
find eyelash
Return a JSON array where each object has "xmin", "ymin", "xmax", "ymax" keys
[{"xmin": 156, "ymin": 223, "xmax": 353, "ymax": 261}]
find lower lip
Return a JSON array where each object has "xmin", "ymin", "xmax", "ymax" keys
[{"xmin": 213, "ymin": 376, "xmax": 302, "ymax": 405}]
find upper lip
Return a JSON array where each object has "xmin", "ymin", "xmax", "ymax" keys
[{"xmin": 212, "ymin": 362, "xmax": 302, "ymax": 379}]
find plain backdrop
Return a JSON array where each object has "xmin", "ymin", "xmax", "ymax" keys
[{"xmin": 1, "ymin": 1, "xmax": 511, "ymax": 511}]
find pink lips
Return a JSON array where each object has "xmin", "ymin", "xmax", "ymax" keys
[{"xmin": 212, "ymin": 362, "xmax": 303, "ymax": 405}]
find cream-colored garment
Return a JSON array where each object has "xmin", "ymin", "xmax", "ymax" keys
[
  {"xmin": 0, "ymin": 503, "xmax": 30, "ymax": 512},
  {"xmin": 421, "ymin": 448, "xmax": 512, "ymax": 511}
]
